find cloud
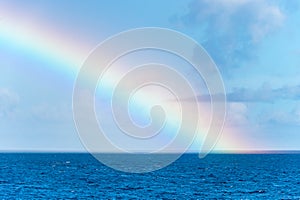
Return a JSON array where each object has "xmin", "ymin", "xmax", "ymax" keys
[
  {"xmin": 172, "ymin": 0, "xmax": 285, "ymax": 68},
  {"xmin": 0, "ymin": 88, "xmax": 19, "ymax": 118},
  {"xmin": 259, "ymin": 105, "xmax": 300, "ymax": 126},
  {"xmin": 185, "ymin": 84, "xmax": 300, "ymax": 126},
  {"xmin": 191, "ymin": 84, "xmax": 300, "ymax": 102},
  {"xmin": 227, "ymin": 84, "xmax": 300, "ymax": 102},
  {"xmin": 31, "ymin": 102, "xmax": 72, "ymax": 122},
  {"xmin": 226, "ymin": 102, "xmax": 249, "ymax": 125}
]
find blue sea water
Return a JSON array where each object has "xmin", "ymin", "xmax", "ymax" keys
[{"xmin": 0, "ymin": 153, "xmax": 299, "ymax": 199}]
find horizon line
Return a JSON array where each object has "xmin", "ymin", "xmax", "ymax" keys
[{"xmin": 0, "ymin": 150, "xmax": 300, "ymax": 154}]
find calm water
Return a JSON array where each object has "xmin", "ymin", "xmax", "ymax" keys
[{"xmin": 0, "ymin": 153, "xmax": 299, "ymax": 199}]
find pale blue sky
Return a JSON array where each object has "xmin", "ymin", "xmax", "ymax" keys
[{"xmin": 0, "ymin": 0, "xmax": 300, "ymax": 151}]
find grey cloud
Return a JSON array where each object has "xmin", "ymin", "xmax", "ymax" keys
[
  {"xmin": 227, "ymin": 85, "xmax": 300, "ymax": 102},
  {"xmin": 184, "ymin": 84, "xmax": 300, "ymax": 102}
]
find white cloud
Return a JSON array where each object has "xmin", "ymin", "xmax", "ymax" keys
[
  {"xmin": 250, "ymin": 1, "xmax": 285, "ymax": 42},
  {"xmin": 226, "ymin": 102, "xmax": 248, "ymax": 125},
  {"xmin": 186, "ymin": 0, "xmax": 285, "ymax": 42},
  {"xmin": 175, "ymin": 0, "xmax": 286, "ymax": 68}
]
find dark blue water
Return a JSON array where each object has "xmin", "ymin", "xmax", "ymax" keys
[{"xmin": 0, "ymin": 153, "xmax": 299, "ymax": 199}]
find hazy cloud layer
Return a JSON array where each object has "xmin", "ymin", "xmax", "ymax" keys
[
  {"xmin": 259, "ymin": 105, "xmax": 300, "ymax": 126},
  {"xmin": 0, "ymin": 88, "xmax": 19, "ymax": 118},
  {"xmin": 31, "ymin": 103, "xmax": 72, "ymax": 122}
]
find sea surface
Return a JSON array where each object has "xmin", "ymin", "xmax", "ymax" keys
[{"xmin": 0, "ymin": 153, "xmax": 299, "ymax": 199}]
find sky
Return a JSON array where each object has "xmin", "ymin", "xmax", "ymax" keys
[{"xmin": 0, "ymin": 0, "xmax": 300, "ymax": 152}]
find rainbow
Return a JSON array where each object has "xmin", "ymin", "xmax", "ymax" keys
[
  {"xmin": 0, "ymin": 11, "xmax": 250, "ymax": 153},
  {"xmin": 0, "ymin": 15, "xmax": 88, "ymax": 79}
]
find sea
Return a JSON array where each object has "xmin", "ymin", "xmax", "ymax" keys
[{"xmin": 0, "ymin": 153, "xmax": 299, "ymax": 199}]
